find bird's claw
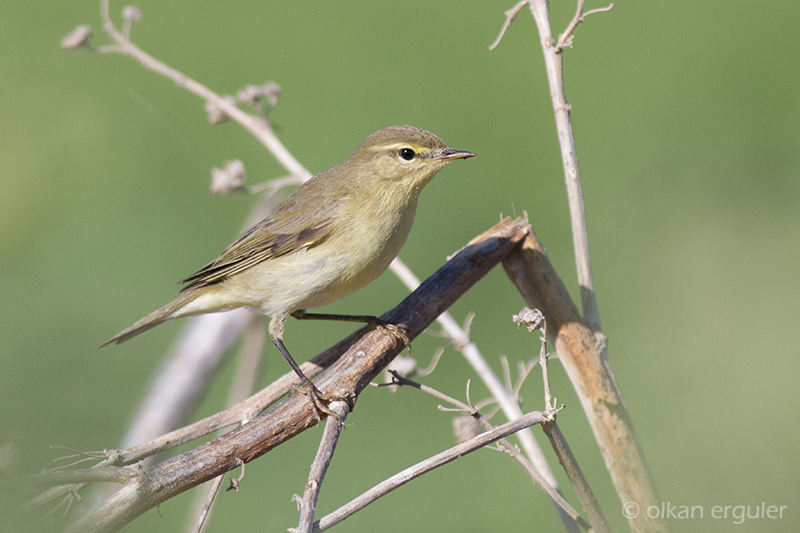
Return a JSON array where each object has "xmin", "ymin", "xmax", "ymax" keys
[
  {"xmin": 289, "ymin": 382, "xmax": 348, "ymax": 423},
  {"xmin": 369, "ymin": 319, "xmax": 411, "ymax": 353}
]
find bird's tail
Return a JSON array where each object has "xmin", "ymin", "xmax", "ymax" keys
[{"xmin": 100, "ymin": 291, "xmax": 200, "ymax": 347}]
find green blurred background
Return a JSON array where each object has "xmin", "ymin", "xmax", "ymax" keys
[{"xmin": 2, "ymin": 1, "xmax": 798, "ymax": 531}]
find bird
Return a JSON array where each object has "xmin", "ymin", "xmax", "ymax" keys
[{"xmin": 102, "ymin": 125, "xmax": 475, "ymax": 413}]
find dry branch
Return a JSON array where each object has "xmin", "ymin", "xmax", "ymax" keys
[
  {"xmin": 72, "ymin": 11, "xmax": 566, "ymax": 514},
  {"xmin": 502, "ymin": 225, "xmax": 668, "ymax": 533},
  {"xmin": 386, "ymin": 374, "xmax": 591, "ymax": 531},
  {"xmin": 513, "ymin": 308, "xmax": 609, "ymax": 532},
  {"xmin": 312, "ymin": 410, "xmax": 548, "ymax": 532},
  {"xmin": 542, "ymin": 421, "xmax": 612, "ymax": 533},
  {"xmin": 491, "ymin": 0, "xmax": 611, "ymax": 326},
  {"xmin": 491, "ymin": 3, "xmax": 668, "ymax": 530},
  {"xmin": 52, "ymin": 3, "xmax": 656, "ymax": 531},
  {"xmin": 297, "ymin": 401, "xmax": 350, "ymax": 533},
  {"xmin": 387, "ymin": 258, "xmax": 566, "ymax": 509},
  {"xmin": 33, "ymin": 217, "xmax": 529, "ymax": 533}
]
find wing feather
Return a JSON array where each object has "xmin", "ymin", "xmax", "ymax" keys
[{"xmin": 179, "ymin": 198, "xmax": 342, "ymax": 291}]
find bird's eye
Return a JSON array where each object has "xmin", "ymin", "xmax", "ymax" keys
[{"xmin": 399, "ymin": 148, "xmax": 416, "ymax": 161}]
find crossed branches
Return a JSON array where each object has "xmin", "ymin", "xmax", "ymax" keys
[{"xmin": 30, "ymin": 2, "xmax": 671, "ymax": 532}]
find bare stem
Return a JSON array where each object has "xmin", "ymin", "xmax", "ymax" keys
[
  {"xmin": 297, "ymin": 402, "xmax": 350, "ymax": 533},
  {"xmin": 185, "ymin": 318, "xmax": 265, "ymax": 532},
  {"xmin": 491, "ymin": 1, "xmax": 615, "ymax": 326},
  {"xmin": 514, "ymin": 307, "xmax": 611, "ymax": 533},
  {"xmin": 388, "ymin": 374, "xmax": 589, "ymax": 531},
  {"xmin": 489, "ymin": 0, "xmax": 529, "ymax": 51},
  {"xmin": 539, "ymin": 328, "xmax": 554, "ymax": 411},
  {"xmin": 187, "ymin": 475, "xmax": 223, "ymax": 533},
  {"xmin": 556, "ymin": 1, "xmax": 615, "ymax": 52},
  {"xmin": 312, "ymin": 411, "xmax": 548, "ymax": 532},
  {"xmin": 389, "ymin": 257, "xmax": 576, "ymax": 531},
  {"xmin": 503, "ymin": 225, "xmax": 668, "ymax": 533},
  {"xmin": 526, "ymin": 0, "xmax": 602, "ymax": 326},
  {"xmin": 542, "ymin": 421, "xmax": 613, "ymax": 533},
  {"xmin": 37, "ymin": 218, "xmax": 529, "ymax": 533},
  {"xmin": 98, "ymin": 0, "xmax": 310, "ymax": 180}
]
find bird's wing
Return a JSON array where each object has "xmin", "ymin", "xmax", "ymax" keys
[{"xmin": 179, "ymin": 197, "xmax": 344, "ymax": 291}]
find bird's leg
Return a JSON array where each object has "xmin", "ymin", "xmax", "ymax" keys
[
  {"xmin": 269, "ymin": 314, "xmax": 346, "ymax": 422},
  {"xmin": 290, "ymin": 310, "xmax": 411, "ymax": 352}
]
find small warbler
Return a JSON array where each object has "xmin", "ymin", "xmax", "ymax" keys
[{"xmin": 102, "ymin": 125, "xmax": 474, "ymax": 411}]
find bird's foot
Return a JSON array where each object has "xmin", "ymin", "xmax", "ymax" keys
[
  {"xmin": 289, "ymin": 382, "xmax": 349, "ymax": 423},
  {"xmin": 368, "ymin": 318, "xmax": 411, "ymax": 353}
]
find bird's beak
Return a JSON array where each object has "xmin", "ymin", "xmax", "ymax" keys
[{"xmin": 436, "ymin": 148, "xmax": 476, "ymax": 162}]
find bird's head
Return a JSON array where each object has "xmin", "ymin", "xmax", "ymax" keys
[{"xmin": 345, "ymin": 125, "xmax": 475, "ymax": 197}]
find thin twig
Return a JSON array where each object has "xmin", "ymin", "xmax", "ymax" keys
[
  {"xmin": 388, "ymin": 374, "xmax": 589, "ymax": 531},
  {"xmin": 49, "ymin": 448, "xmax": 107, "ymax": 471},
  {"xmin": 542, "ymin": 422, "xmax": 613, "ymax": 533},
  {"xmin": 500, "ymin": 355, "xmax": 513, "ymax": 392},
  {"xmin": 40, "ymin": 490, "xmax": 81, "ymax": 521},
  {"xmin": 388, "ymin": 257, "xmax": 576, "ymax": 531},
  {"xmin": 98, "ymin": 0, "xmax": 310, "ymax": 180},
  {"xmin": 296, "ymin": 401, "xmax": 350, "ymax": 533},
  {"xmin": 20, "ymin": 485, "xmax": 87, "ymax": 514},
  {"xmin": 186, "ymin": 318, "xmax": 265, "ymax": 533},
  {"xmin": 512, "ymin": 358, "xmax": 539, "ymax": 400},
  {"xmin": 246, "ymin": 175, "xmax": 305, "ymax": 196},
  {"xmin": 311, "ymin": 411, "xmax": 550, "ymax": 532},
  {"xmin": 538, "ymin": 319, "xmax": 554, "ymax": 411},
  {"xmin": 556, "ymin": 1, "xmax": 615, "ymax": 52},
  {"xmin": 189, "ymin": 475, "xmax": 223, "ymax": 533},
  {"xmin": 414, "ymin": 344, "xmax": 446, "ymax": 376},
  {"xmin": 515, "ymin": 307, "xmax": 610, "ymax": 531},
  {"xmin": 503, "ymin": 226, "xmax": 668, "ymax": 533},
  {"xmin": 40, "ymin": 218, "xmax": 529, "ymax": 533},
  {"xmin": 489, "ymin": 0, "xmax": 530, "ymax": 50},
  {"xmin": 227, "ymin": 459, "xmax": 245, "ymax": 492}
]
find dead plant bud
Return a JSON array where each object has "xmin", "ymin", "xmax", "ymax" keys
[
  {"xmin": 237, "ymin": 82, "xmax": 282, "ymax": 108},
  {"xmin": 205, "ymin": 95, "xmax": 238, "ymax": 124},
  {"xmin": 513, "ymin": 307, "xmax": 545, "ymax": 332},
  {"xmin": 122, "ymin": 6, "xmax": 142, "ymax": 23},
  {"xmin": 211, "ymin": 160, "xmax": 247, "ymax": 194},
  {"xmin": 61, "ymin": 25, "xmax": 93, "ymax": 49},
  {"xmin": 453, "ymin": 415, "xmax": 481, "ymax": 444}
]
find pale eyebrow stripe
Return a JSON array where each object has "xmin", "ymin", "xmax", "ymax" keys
[{"xmin": 370, "ymin": 142, "xmax": 421, "ymax": 151}]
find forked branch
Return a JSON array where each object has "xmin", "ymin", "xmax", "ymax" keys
[
  {"xmin": 491, "ymin": 0, "xmax": 616, "ymax": 327},
  {"xmin": 25, "ymin": 218, "xmax": 528, "ymax": 533},
  {"xmin": 503, "ymin": 226, "xmax": 668, "ymax": 533},
  {"xmin": 62, "ymin": 12, "xmax": 560, "ymax": 508}
]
